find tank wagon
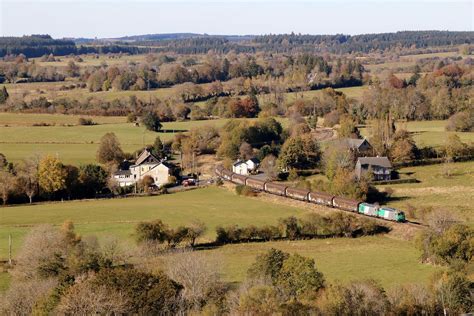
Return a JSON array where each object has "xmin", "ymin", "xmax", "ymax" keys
[
  {"xmin": 246, "ymin": 177, "xmax": 267, "ymax": 191},
  {"xmin": 285, "ymin": 187, "xmax": 310, "ymax": 201},
  {"xmin": 215, "ymin": 166, "xmax": 406, "ymax": 222},
  {"xmin": 308, "ymin": 191, "xmax": 334, "ymax": 207},
  {"xmin": 333, "ymin": 196, "xmax": 359, "ymax": 212},
  {"xmin": 231, "ymin": 174, "xmax": 248, "ymax": 185},
  {"xmin": 264, "ymin": 182, "xmax": 288, "ymax": 196}
]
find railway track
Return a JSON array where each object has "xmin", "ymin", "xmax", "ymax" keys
[{"xmin": 216, "ymin": 165, "xmax": 426, "ymax": 228}]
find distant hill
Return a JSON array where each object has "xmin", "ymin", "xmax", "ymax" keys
[{"xmin": 1, "ymin": 31, "xmax": 472, "ymax": 57}]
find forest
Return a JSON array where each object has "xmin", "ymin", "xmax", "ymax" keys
[{"xmin": 1, "ymin": 31, "xmax": 473, "ymax": 57}]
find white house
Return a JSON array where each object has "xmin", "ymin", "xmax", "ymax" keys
[
  {"xmin": 232, "ymin": 158, "xmax": 260, "ymax": 175},
  {"xmin": 113, "ymin": 149, "xmax": 174, "ymax": 187}
]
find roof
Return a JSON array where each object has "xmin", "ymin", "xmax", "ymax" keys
[
  {"xmin": 135, "ymin": 149, "xmax": 160, "ymax": 166},
  {"xmin": 357, "ymin": 157, "xmax": 392, "ymax": 168},
  {"xmin": 233, "ymin": 160, "xmax": 246, "ymax": 167},
  {"xmin": 247, "ymin": 158, "xmax": 260, "ymax": 164},
  {"xmin": 337, "ymin": 138, "xmax": 370, "ymax": 150},
  {"xmin": 114, "ymin": 169, "xmax": 132, "ymax": 176}
]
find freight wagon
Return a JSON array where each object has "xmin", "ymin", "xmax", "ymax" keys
[
  {"xmin": 332, "ymin": 196, "xmax": 359, "ymax": 212},
  {"xmin": 215, "ymin": 165, "xmax": 224, "ymax": 177},
  {"xmin": 245, "ymin": 177, "xmax": 267, "ymax": 191},
  {"xmin": 308, "ymin": 191, "xmax": 334, "ymax": 207},
  {"xmin": 231, "ymin": 174, "xmax": 248, "ymax": 185},
  {"xmin": 264, "ymin": 182, "xmax": 288, "ymax": 196},
  {"xmin": 215, "ymin": 166, "xmax": 407, "ymax": 223},
  {"xmin": 285, "ymin": 187, "xmax": 310, "ymax": 201},
  {"xmin": 221, "ymin": 169, "xmax": 234, "ymax": 181}
]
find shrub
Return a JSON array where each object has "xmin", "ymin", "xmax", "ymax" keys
[
  {"xmin": 214, "ymin": 214, "xmax": 387, "ymax": 245},
  {"xmin": 78, "ymin": 117, "xmax": 96, "ymax": 126},
  {"xmin": 91, "ymin": 268, "xmax": 182, "ymax": 315},
  {"xmin": 446, "ymin": 111, "xmax": 474, "ymax": 132},
  {"xmin": 141, "ymin": 111, "xmax": 162, "ymax": 132},
  {"xmin": 235, "ymin": 185, "xmax": 255, "ymax": 196}
]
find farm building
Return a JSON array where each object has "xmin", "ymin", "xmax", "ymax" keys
[
  {"xmin": 336, "ymin": 138, "xmax": 373, "ymax": 156},
  {"xmin": 232, "ymin": 158, "xmax": 260, "ymax": 175},
  {"xmin": 355, "ymin": 156, "xmax": 392, "ymax": 181},
  {"xmin": 113, "ymin": 149, "xmax": 174, "ymax": 187}
]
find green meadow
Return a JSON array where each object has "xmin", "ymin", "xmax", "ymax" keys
[
  {"xmin": 378, "ymin": 161, "xmax": 474, "ymax": 224},
  {"xmin": 360, "ymin": 120, "xmax": 474, "ymax": 148},
  {"xmin": 0, "ymin": 187, "xmax": 307, "ymax": 258},
  {"xmin": 0, "ymin": 186, "xmax": 441, "ymax": 291}
]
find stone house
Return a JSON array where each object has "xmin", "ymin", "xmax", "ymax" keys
[
  {"xmin": 113, "ymin": 149, "xmax": 174, "ymax": 187},
  {"xmin": 355, "ymin": 156, "xmax": 392, "ymax": 181}
]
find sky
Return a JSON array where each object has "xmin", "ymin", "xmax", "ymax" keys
[{"xmin": 0, "ymin": 0, "xmax": 472, "ymax": 38}]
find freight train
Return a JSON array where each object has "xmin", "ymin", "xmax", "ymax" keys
[{"xmin": 215, "ymin": 165, "xmax": 406, "ymax": 222}]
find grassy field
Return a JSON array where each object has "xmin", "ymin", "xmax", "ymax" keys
[
  {"xmin": 163, "ymin": 236, "xmax": 441, "ymax": 288},
  {"xmin": 257, "ymin": 86, "xmax": 367, "ymax": 105},
  {"xmin": 0, "ymin": 114, "xmax": 254, "ymax": 164},
  {"xmin": 0, "ymin": 272, "xmax": 10, "ymax": 292},
  {"xmin": 0, "ymin": 186, "xmax": 307, "ymax": 259},
  {"xmin": 0, "ymin": 112, "xmax": 126, "ymax": 126},
  {"xmin": 360, "ymin": 120, "xmax": 474, "ymax": 148},
  {"xmin": 0, "ymin": 186, "xmax": 441, "ymax": 292},
  {"xmin": 378, "ymin": 161, "xmax": 474, "ymax": 224},
  {"xmin": 3, "ymin": 81, "xmax": 178, "ymax": 103},
  {"xmin": 364, "ymin": 50, "xmax": 466, "ymax": 73}
]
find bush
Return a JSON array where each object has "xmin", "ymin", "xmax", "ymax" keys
[
  {"xmin": 446, "ymin": 111, "xmax": 474, "ymax": 132},
  {"xmin": 215, "ymin": 214, "xmax": 387, "ymax": 245},
  {"xmin": 141, "ymin": 111, "xmax": 162, "ymax": 132},
  {"xmin": 136, "ymin": 219, "xmax": 206, "ymax": 248},
  {"xmin": 91, "ymin": 268, "xmax": 182, "ymax": 315},
  {"xmin": 235, "ymin": 185, "xmax": 255, "ymax": 196},
  {"xmin": 78, "ymin": 117, "xmax": 96, "ymax": 126}
]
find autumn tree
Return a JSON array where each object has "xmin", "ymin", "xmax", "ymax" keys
[
  {"xmin": 260, "ymin": 154, "xmax": 278, "ymax": 180},
  {"xmin": 165, "ymin": 251, "xmax": 221, "ymax": 309},
  {"xmin": 389, "ymin": 129, "xmax": 417, "ymax": 163},
  {"xmin": 323, "ymin": 143, "xmax": 355, "ymax": 180},
  {"xmin": 337, "ymin": 115, "xmax": 360, "ymax": 139},
  {"xmin": 318, "ymin": 280, "xmax": 389, "ymax": 315},
  {"xmin": 65, "ymin": 60, "xmax": 80, "ymax": 77},
  {"xmin": 239, "ymin": 142, "xmax": 253, "ymax": 160},
  {"xmin": 16, "ymin": 157, "xmax": 40, "ymax": 203},
  {"xmin": 369, "ymin": 116, "xmax": 396, "ymax": 156},
  {"xmin": 432, "ymin": 271, "xmax": 473, "ymax": 314},
  {"xmin": 444, "ymin": 134, "xmax": 466, "ymax": 160},
  {"xmin": 0, "ymin": 170, "xmax": 15, "ymax": 205},
  {"xmin": 139, "ymin": 175, "xmax": 155, "ymax": 193},
  {"xmin": 277, "ymin": 135, "xmax": 320, "ymax": 170},
  {"xmin": 96, "ymin": 133, "xmax": 124, "ymax": 164},
  {"xmin": 38, "ymin": 155, "xmax": 66, "ymax": 195}
]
